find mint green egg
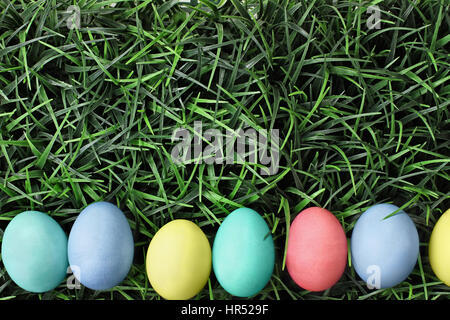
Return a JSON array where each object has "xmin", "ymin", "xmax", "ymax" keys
[
  {"xmin": 212, "ymin": 207, "xmax": 275, "ymax": 297},
  {"xmin": 1, "ymin": 211, "xmax": 68, "ymax": 293}
]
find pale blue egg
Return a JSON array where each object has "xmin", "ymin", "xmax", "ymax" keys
[
  {"xmin": 68, "ymin": 202, "xmax": 134, "ymax": 290},
  {"xmin": 351, "ymin": 203, "xmax": 419, "ymax": 289}
]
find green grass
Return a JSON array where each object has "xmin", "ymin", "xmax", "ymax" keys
[{"xmin": 0, "ymin": 0, "xmax": 449, "ymax": 300}]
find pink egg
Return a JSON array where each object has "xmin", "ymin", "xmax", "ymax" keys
[{"xmin": 286, "ymin": 207, "xmax": 347, "ymax": 291}]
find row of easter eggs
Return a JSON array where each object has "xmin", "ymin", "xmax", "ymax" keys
[{"xmin": 1, "ymin": 202, "xmax": 450, "ymax": 298}]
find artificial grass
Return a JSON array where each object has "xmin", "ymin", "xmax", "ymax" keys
[{"xmin": 0, "ymin": 0, "xmax": 449, "ymax": 300}]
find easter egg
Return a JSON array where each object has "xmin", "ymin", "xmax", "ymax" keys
[
  {"xmin": 146, "ymin": 219, "xmax": 211, "ymax": 300},
  {"xmin": 286, "ymin": 207, "xmax": 347, "ymax": 291},
  {"xmin": 68, "ymin": 202, "xmax": 134, "ymax": 290},
  {"xmin": 1, "ymin": 211, "xmax": 68, "ymax": 293},
  {"xmin": 351, "ymin": 203, "xmax": 419, "ymax": 289},
  {"xmin": 429, "ymin": 209, "xmax": 450, "ymax": 286},
  {"xmin": 212, "ymin": 207, "xmax": 275, "ymax": 297}
]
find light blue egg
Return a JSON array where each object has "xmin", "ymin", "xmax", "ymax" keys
[
  {"xmin": 351, "ymin": 203, "xmax": 419, "ymax": 289},
  {"xmin": 212, "ymin": 207, "xmax": 275, "ymax": 297},
  {"xmin": 68, "ymin": 202, "xmax": 134, "ymax": 290},
  {"xmin": 1, "ymin": 211, "xmax": 68, "ymax": 293}
]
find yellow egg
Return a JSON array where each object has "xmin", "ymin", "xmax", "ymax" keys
[
  {"xmin": 429, "ymin": 209, "xmax": 450, "ymax": 285},
  {"xmin": 146, "ymin": 219, "xmax": 211, "ymax": 300}
]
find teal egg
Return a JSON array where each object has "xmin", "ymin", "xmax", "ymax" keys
[
  {"xmin": 212, "ymin": 207, "xmax": 275, "ymax": 297},
  {"xmin": 1, "ymin": 211, "xmax": 68, "ymax": 293}
]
